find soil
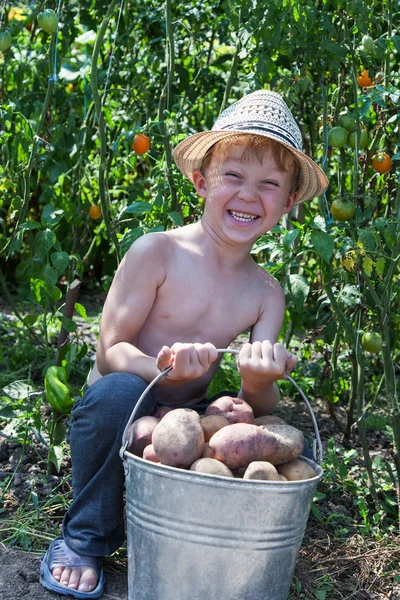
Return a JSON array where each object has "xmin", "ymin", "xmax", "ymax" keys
[{"xmin": 1, "ymin": 295, "xmax": 399, "ymax": 599}]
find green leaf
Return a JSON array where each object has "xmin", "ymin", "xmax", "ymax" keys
[
  {"xmin": 20, "ymin": 221, "xmax": 41, "ymax": 231},
  {"xmin": 3, "ymin": 380, "xmax": 36, "ymax": 400},
  {"xmin": 35, "ymin": 229, "xmax": 57, "ymax": 258},
  {"xmin": 40, "ymin": 264, "xmax": 58, "ymax": 289},
  {"xmin": 311, "ymin": 230, "xmax": 334, "ymax": 264},
  {"xmin": 124, "ymin": 201, "xmax": 153, "ymax": 214},
  {"xmin": 41, "ymin": 205, "xmax": 65, "ymax": 227},
  {"xmin": 61, "ymin": 316, "xmax": 78, "ymax": 333},
  {"xmin": 282, "ymin": 229, "xmax": 299, "ymax": 248},
  {"xmin": 51, "ymin": 251, "xmax": 69, "ymax": 275},
  {"xmin": 168, "ymin": 211, "xmax": 183, "ymax": 226},
  {"xmin": 287, "ymin": 274, "xmax": 310, "ymax": 311},
  {"xmin": 24, "ymin": 314, "xmax": 39, "ymax": 326},
  {"xmin": 75, "ymin": 302, "xmax": 88, "ymax": 321},
  {"xmin": 48, "ymin": 445, "xmax": 64, "ymax": 473}
]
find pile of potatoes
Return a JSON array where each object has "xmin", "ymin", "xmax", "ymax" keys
[{"xmin": 127, "ymin": 396, "xmax": 317, "ymax": 482}]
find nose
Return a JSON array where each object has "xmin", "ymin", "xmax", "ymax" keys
[{"xmin": 238, "ymin": 183, "xmax": 257, "ymax": 203}]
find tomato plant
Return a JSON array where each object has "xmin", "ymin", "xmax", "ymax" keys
[
  {"xmin": 361, "ymin": 332, "xmax": 382, "ymax": 354},
  {"xmin": 372, "ymin": 153, "xmax": 392, "ymax": 174},
  {"xmin": 348, "ymin": 129, "xmax": 368, "ymax": 150},
  {"xmin": 328, "ymin": 126, "xmax": 348, "ymax": 148},
  {"xmin": 37, "ymin": 9, "xmax": 58, "ymax": 34},
  {"xmin": 330, "ymin": 199, "xmax": 356, "ymax": 221},
  {"xmin": 133, "ymin": 134, "xmax": 151, "ymax": 155},
  {"xmin": 356, "ymin": 70, "xmax": 373, "ymax": 87},
  {"xmin": 89, "ymin": 205, "xmax": 102, "ymax": 220},
  {"xmin": 0, "ymin": 30, "xmax": 12, "ymax": 51}
]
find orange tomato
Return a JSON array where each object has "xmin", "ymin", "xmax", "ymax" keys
[
  {"xmin": 89, "ymin": 205, "xmax": 102, "ymax": 219},
  {"xmin": 357, "ymin": 70, "xmax": 372, "ymax": 87},
  {"xmin": 372, "ymin": 153, "xmax": 392, "ymax": 174},
  {"xmin": 133, "ymin": 133, "xmax": 150, "ymax": 155}
]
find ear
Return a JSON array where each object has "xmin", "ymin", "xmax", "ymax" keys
[
  {"xmin": 192, "ymin": 169, "xmax": 207, "ymax": 199},
  {"xmin": 282, "ymin": 191, "xmax": 298, "ymax": 215}
]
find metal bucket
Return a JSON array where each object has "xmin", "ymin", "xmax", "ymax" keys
[{"xmin": 121, "ymin": 353, "xmax": 323, "ymax": 600}]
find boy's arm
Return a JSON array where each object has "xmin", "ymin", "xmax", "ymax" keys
[{"xmin": 237, "ymin": 285, "xmax": 297, "ymax": 417}]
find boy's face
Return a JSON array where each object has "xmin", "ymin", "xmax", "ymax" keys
[{"xmin": 193, "ymin": 143, "xmax": 298, "ymax": 247}]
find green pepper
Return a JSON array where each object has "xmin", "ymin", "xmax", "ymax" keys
[{"xmin": 45, "ymin": 365, "xmax": 74, "ymax": 414}]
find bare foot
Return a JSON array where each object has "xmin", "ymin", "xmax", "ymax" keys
[{"xmin": 52, "ymin": 565, "xmax": 98, "ymax": 593}]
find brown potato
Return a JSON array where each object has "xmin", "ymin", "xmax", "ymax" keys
[
  {"xmin": 190, "ymin": 458, "xmax": 234, "ymax": 478},
  {"xmin": 243, "ymin": 461, "xmax": 280, "ymax": 481},
  {"xmin": 254, "ymin": 415, "xmax": 287, "ymax": 426},
  {"xmin": 209, "ymin": 423, "xmax": 278, "ymax": 470},
  {"xmin": 277, "ymin": 458, "xmax": 317, "ymax": 481},
  {"xmin": 127, "ymin": 416, "xmax": 160, "ymax": 457},
  {"xmin": 152, "ymin": 405, "xmax": 173, "ymax": 420},
  {"xmin": 142, "ymin": 444, "xmax": 160, "ymax": 463},
  {"xmin": 201, "ymin": 415, "xmax": 230, "ymax": 442},
  {"xmin": 152, "ymin": 408, "xmax": 205, "ymax": 468},
  {"xmin": 258, "ymin": 424, "xmax": 304, "ymax": 465},
  {"xmin": 202, "ymin": 442, "xmax": 215, "ymax": 459},
  {"xmin": 205, "ymin": 396, "xmax": 254, "ymax": 424},
  {"xmin": 278, "ymin": 474, "xmax": 287, "ymax": 482}
]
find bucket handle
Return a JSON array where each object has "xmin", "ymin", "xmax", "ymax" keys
[{"xmin": 120, "ymin": 348, "xmax": 323, "ymax": 464}]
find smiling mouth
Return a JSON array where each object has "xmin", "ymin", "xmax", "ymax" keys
[{"xmin": 229, "ymin": 210, "xmax": 259, "ymax": 223}]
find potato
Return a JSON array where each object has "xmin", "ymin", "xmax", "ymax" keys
[
  {"xmin": 202, "ymin": 442, "xmax": 215, "ymax": 459},
  {"xmin": 209, "ymin": 423, "xmax": 278, "ymax": 470},
  {"xmin": 258, "ymin": 423, "xmax": 304, "ymax": 465},
  {"xmin": 277, "ymin": 458, "xmax": 317, "ymax": 481},
  {"xmin": 142, "ymin": 444, "xmax": 160, "ymax": 463},
  {"xmin": 152, "ymin": 408, "xmax": 205, "ymax": 468},
  {"xmin": 127, "ymin": 416, "xmax": 160, "ymax": 457},
  {"xmin": 201, "ymin": 415, "xmax": 230, "ymax": 442},
  {"xmin": 205, "ymin": 396, "xmax": 254, "ymax": 424},
  {"xmin": 243, "ymin": 461, "xmax": 280, "ymax": 481},
  {"xmin": 152, "ymin": 405, "xmax": 173, "ymax": 420},
  {"xmin": 190, "ymin": 458, "xmax": 234, "ymax": 478},
  {"xmin": 278, "ymin": 474, "xmax": 287, "ymax": 482},
  {"xmin": 254, "ymin": 415, "xmax": 287, "ymax": 426}
]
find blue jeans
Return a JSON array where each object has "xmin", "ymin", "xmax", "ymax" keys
[{"xmin": 62, "ymin": 373, "xmax": 156, "ymax": 557}]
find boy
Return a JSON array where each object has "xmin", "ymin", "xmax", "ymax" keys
[{"xmin": 40, "ymin": 90, "xmax": 328, "ymax": 598}]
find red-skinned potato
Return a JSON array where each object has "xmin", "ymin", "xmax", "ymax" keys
[
  {"xmin": 127, "ymin": 416, "xmax": 160, "ymax": 457},
  {"xmin": 152, "ymin": 408, "xmax": 205, "ymax": 468},
  {"xmin": 201, "ymin": 415, "xmax": 230, "ymax": 442},
  {"xmin": 190, "ymin": 458, "xmax": 234, "ymax": 478},
  {"xmin": 142, "ymin": 444, "xmax": 160, "ymax": 463},
  {"xmin": 258, "ymin": 424, "xmax": 304, "ymax": 465},
  {"xmin": 243, "ymin": 461, "xmax": 280, "ymax": 481},
  {"xmin": 205, "ymin": 396, "xmax": 254, "ymax": 424},
  {"xmin": 209, "ymin": 423, "xmax": 278, "ymax": 470},
  {"xmin": 152, "ymin": 405, "xmax": 173, "ymax": 420}
]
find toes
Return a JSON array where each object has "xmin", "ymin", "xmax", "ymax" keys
[
  {"xmin": 60, "ymin": 566, "xmax": 72, "ymax": 587},
  {"xmin": 52, "ymin": 566, "xmax": 63, "ymax": 582},
  {"xmin": 77, "ymin": 567, "xmax": 98, "ymax": 592}
]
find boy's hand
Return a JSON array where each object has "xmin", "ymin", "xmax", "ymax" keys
[
  {"xmin": 156, "ymin": 342, "xmax": 218, "ymax": 384},
  {"xmin": 238, "ymin": 341, "xmax": 297, "ymax": 388}
]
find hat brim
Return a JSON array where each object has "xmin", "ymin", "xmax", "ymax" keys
[{"xmin": 173, "ymin": 130, "xmax": 328, "ymax": 205}]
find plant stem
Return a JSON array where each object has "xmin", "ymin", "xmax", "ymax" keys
[{"xmin": 91, "ymin": 0, "xmax": 121, "ymax": 261}]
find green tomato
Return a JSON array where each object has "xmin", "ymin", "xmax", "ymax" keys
[
  {"xmin": 361, "ymin": 332, "xmax": 382, "ymax": 354},
  {"xmin": 328, "ymin": 126, "xmax": 348, "ymax": 149},
  {"xmin": 0, "ymin": 30, "xmax": 12, "ymax": 52},
  {"xmin": 361, "ymin": 35, "xmax": 374, "ymax": 52},
  {"xmin": 338, "ymin": 113, "xmax": 356, "ymax": 132},
  {"xmin": 37, "ymin": 9, "xmax": 58, "ymax": 34},
  {"xmin": 348, "ymin": 129, "xmax": 368, "ymax": 150},
  {"xmin": 330, "ymin": 199, "xmax": 356, "ymax": 221}
]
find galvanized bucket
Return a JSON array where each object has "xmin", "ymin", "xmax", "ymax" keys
[{"xmin": 120, "ymin": 350, "xmax": 323, "ymax": 600}]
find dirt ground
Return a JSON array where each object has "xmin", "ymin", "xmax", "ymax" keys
[{"xmin": 0, "ymin": 544, "xmax": 128, "ymax": 600}]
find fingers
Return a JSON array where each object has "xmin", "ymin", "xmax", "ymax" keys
[
  {"xmin": 156, "ymin": 346, "xmax": 173, "ymax": 371},
  {"xmin": 239, "ymin": 341, "xmax": 297, "ymax": 381},
  {"xmin": 158, "ymin": 342, "xmax": 218, "ymax": 380}
]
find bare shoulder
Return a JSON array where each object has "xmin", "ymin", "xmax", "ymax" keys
[{"xmin": 254, "ymin": 263, "xmax": 285, "ymax": 304}]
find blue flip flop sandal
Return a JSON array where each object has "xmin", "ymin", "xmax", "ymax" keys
[{"xmin": 40, "ymin": 537, "xmax": 104, "ymax": 599}]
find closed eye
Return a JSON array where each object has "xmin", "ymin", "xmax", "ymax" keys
[{"xmin": 225, "ymin": 172, "xmax": 242, "ymax": 178}]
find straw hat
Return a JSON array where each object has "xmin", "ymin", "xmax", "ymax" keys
[{"xmin": 173, "ymin": 90, "xmax": 328, "ymax": 205}]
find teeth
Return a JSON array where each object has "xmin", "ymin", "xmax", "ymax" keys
[{"xmin": 230, "ymin": 211, "xmax": 257, "ymax": 222}]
